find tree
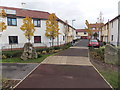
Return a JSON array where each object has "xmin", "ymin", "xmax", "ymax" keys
[
  {"xmin": 0, "ymin": 9, "xmax": 7, "ymax": 32},
  {"xmin": 20, "ymin": 17, "xmax": 37, "ymax": 60},
  {"xmin": 93, "ymin": 32, "xmax": 98, "ymax": 39},
  {"xmin": 45, "ymin": 13, "xmax": 60, "ymax": 46},
  {"xmin": 85, "ymin": 20, "xmax": 93, "ymax": 39},
  {"xmin": 20, "ymin": 16, "xmax": 35, "ymax": 42},
  {"xmin": 0, "ymin": 22, "xmax": 7, "ymax": 32}
]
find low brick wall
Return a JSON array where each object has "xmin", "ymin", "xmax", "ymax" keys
[{"xmin": 105, "ymin": 44, "xmax": 120, "ymax": 65}]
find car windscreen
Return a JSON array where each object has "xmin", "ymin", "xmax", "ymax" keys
[{"xmin": 90, "ymin": 40, "xmax": 98, "ymax": 42}]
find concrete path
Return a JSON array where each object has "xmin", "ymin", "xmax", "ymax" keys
[{"xmin": 15, "ymin": 39, "xmax": 112, "ymax": 89}]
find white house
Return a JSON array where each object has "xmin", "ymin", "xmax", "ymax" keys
[
  {"xmin": 101, "ymin": 15, "xmax": 120, "ymax": 46},
  {"xmin": 0, "ymin": 6, "xmax": 76, "ymax": 50},
  {"xmin": 101, "ymin": 1, "xmax": 120, "ymax": 46},
  {"xmin": 76, "ymin": 29, "xmax": 88, "ymax": 39}
]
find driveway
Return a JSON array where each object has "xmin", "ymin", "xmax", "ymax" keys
[{"xmin": 15, "ymin": 39, "xmax": 112, "ymax": 89}]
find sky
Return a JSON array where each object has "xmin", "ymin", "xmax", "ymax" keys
[{"xmin": 0, "ymin": 0, "xmax": 120, "ymax": 29}]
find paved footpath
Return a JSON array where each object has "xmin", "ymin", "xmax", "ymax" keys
[{"xmin": 15, "ymin": 40, "xmax": 112, "ymax": 89}]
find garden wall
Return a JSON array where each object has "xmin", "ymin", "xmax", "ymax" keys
[{"xmin": 105, "ymin": 44, "xmax": 120, "ymax": 65}]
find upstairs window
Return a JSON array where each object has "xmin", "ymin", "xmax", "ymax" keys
[
  {"xmin": 63, "ymin": 36, "xmax": 65, "ymax": 41},
  {"xmin": 7, "ymin": 17, "xmax": 17, "ymax": 26},
  {"xmin": 34, "ymin": 36, "xmax": 41, "ymax": 43},
  {"xmin": 9, "ymin": 36, "xmax": 18, "ymax": 44},
  {"xmin": 33, "ymin": 19, "xmax": 41, "ymax": 27},
  {"xmin": 111, "ymin": 35, "xmax": 114, "ymax": 41},
  {"xmin": 84, "ymin": 32, "xmax": 87, "ymax": 35}
]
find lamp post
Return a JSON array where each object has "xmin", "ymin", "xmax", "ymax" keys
[{"xmin": 72, "ymin": 19, "xmax": 76, "ymax": 46}]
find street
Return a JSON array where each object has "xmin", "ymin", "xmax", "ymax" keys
[{"xmin": 15, "ymin": 39, "xmax": 112, "ymax": 89}]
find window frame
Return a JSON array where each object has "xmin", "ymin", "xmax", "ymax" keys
[
  {"xmin": 33, "ymin": 19, "xmax": 41, "ymax": 27},
  {"xmin": 84, "ymin": 32, "xmax": 87, "ymax": 35},
  {"xmin": 9, "ymin": 36, "xmax": 18, "ymax": 44},
  {"xmin": 111, "ymin": 35, "xmax": 114, "ymax": 41},
  {"xmin": 34, "ymin": 36, "xmax": 41, "ymax": 43},
  {"xmin": 7, "ymin": 17, "xmax": 17, "ymax": 26}
]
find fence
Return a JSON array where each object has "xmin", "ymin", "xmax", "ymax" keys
[{"xmin": 0, "ymin": 41, "xmax": 66, "ymax": 51}]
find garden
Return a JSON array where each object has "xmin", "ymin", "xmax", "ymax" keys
[
  {"xmin": 89, "ymin": 47, "xmax": 120, "ymax": 90},
  {"xmin": 1, "ymin": 42, "xmax": 72, "ymax": 63}
]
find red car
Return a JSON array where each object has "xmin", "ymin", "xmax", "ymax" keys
[{"xmin": 88, "ymin": 39, "xmax": 100, "ymax": 48}]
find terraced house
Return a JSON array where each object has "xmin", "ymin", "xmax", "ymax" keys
[
  {"xmin": 0, "ymin": 6, "xmax": 76, "ymax": 50},
  {"xmin": 101, "ymin": 2, "xmax": 120, "ymax": 46}
]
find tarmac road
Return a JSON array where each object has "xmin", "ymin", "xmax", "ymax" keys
[{"xmin": 15, "ymin": 39, "xmax": 112, "ymax": 89}]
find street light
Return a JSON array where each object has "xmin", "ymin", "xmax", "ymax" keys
[
  {"xmin": 72, "ymin": 19, "xmax": 76, "ymax": 46},
  {"xmin": 72, "ymin": 19, "xmax": 76, "ymax": 27}
]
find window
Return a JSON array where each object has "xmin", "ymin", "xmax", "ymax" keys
[
  {"xmin": 111, "ymin": 35, "xmax": 114, "ymax": 41},
  {"xmin": 63, "ymin": 36, "xmax": 65, "ymax": 41},
  {"xmin": 9, "ymin": 36, "xmax": 18, "ymax": 44},
  {"xmin": 33, "ymin": 19, "xmax": 41, "ymax": 27},
  {"xmin": 84, "ymin": 32, "xmax": 87, "ymax": 35},
  {"xmin": 34, "ymin": 36, "xmax": 41, "ymax": 43},
  {"xmin": 7, "ymin": 17, "xmax": 17, "ymax": 26},
  {"xmin": 50, "ymin": 37, "xmax": 52, "ymax": 41}
]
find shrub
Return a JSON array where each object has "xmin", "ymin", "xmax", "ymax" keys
[
  {"xmin": 36, "ymin": 48, "xmax": 45, "ymax": 53},
  {"xmin": 2, "ymin": 55, "xmax": 7, "ymax": 59},
  {"xmin": 90, "ymin": 47, "xmax": 105, "ymax": 62},
  {"xmin": 53, "ymin": 46, "xmax": 60, "ymax": 50},
  {"xmin": 2, "ymin": 50, "xmax": 23, "ymax": 58}
]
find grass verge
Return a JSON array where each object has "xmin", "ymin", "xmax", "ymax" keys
[
  {"xmin": 99, "ymin": 70, "xmax": 119, "ymax": 89},
  {"xmin": 1, "ymin": 54, "xmax": 51, "ymax": 63}
]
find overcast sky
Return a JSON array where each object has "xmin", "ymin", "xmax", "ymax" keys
[{"xmin": 0, "ymin": 0, "xmax": 120, "ymax": 29}]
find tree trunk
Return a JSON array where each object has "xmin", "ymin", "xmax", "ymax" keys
[
  {"xmin": 52, "ymin": 38, "xmax": 54, "ymax": 47},
  {"xmin": 57, "ymin": 36, "xmax": 59, "ymax": 46}
]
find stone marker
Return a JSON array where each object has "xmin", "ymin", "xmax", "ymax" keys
[{"xmin": 21, "ymin": 43, "xmax": 38, "ymax": 60}]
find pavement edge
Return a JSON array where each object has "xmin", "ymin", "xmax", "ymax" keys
[{"xmin": 88, "ymin": 48, "xmax": 114, "ymax": 90}]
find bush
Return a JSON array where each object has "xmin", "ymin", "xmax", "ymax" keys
[
  {"xmin": 90, "ymin": 47, "xmax": 105, "ymax": 62},
  {"xmin": 36, "ymin": 48, "xmax": 45, "ymax": 53},
  {"xmin": 53, "ymin": 46, "xmax": 60, "ymax": 50},
  {"xmin": 2, "ymin": 42, "xmax": 72, "ymax": 59},
  {"xmin": 2, "ymin": 50, "xmax": 23, "ymax": 58}
]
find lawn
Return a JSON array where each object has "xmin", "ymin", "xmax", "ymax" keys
[
  {"xmin": 1, "ymin": 54, "xmax": 51, "ymax": 63},
  {"xmin": 99, "ymin": 70, "xmax": 119, "ymax": 89}
]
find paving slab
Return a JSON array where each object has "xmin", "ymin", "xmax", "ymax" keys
[{"xmin": 42, "ymin": 56, "xmax": 92, "ymax": 66}]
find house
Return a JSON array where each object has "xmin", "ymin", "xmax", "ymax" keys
[
  {"xmin": 101, "ymin": 15, "xmax": 120, "ymax": 46},
  {"xmin": 88, "ymin": 23, "xmax": 104, "ymax": 40},
  {"xmin": 101, "ymin": 22, "xmax": 109, "ymax": 42},
  {"xmin": 0, "ymin": 6, "xmax": 76, "ymax": 50},
  {"xmin": 76, "ymin": 29, "xmax": 88, "ymax": 39}
]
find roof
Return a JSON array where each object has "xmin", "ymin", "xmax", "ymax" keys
[
  {"xmin": 89, "ymin": 23, "xmax": 104, "ymax": 28},
  {"xmin": 104, "ymin": 14, "xmax": 120, "ymax": 26},
  {"xmin": 76, "ymin": 29, "xmax": 100, "ymax": 33},
  {"xmin": 0, "ymin": 6, "xmax": 50, "ymax": 19},
  {"xmin": 0, "ymin": 6, "xmax": 76, "ymax": 29},
  {"xmin": 76, "ymin": 29, "xmax": 86, "ymax": 32}
]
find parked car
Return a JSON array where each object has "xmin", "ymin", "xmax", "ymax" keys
[{"xmin": 88, "ymin": 39, "xmax": 100, "ymax": 48}]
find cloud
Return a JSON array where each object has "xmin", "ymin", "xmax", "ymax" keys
[{"xmin": 0, "ymin": 0, "xmax": 119, "ymax": 29}]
